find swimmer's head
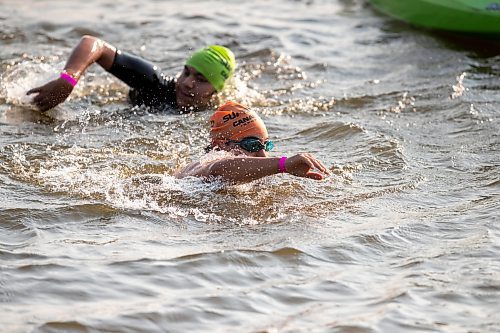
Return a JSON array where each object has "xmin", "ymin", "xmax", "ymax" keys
[
  {"xmin": 186, "ymin": 45, "xmax": 236, "ymax": 92},
  {"xmin": 210, "ymin": 101, "xmax": 268, "ymax": 141},
  {"xmin": 210, "ymin": 101, "xmax": 273, "ymax": 157},
  {"xmin": 209, "ymin": 101, "xmax": 270, "ymax": 157}
]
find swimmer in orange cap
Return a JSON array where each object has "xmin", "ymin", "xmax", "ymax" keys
[
  {"xmin": 175, "ymin": 101, "xmax": 330, "ymax": 183},
  {"xmin": 27, "ymin": 35, "xmax": 235, "ymax": 113}
]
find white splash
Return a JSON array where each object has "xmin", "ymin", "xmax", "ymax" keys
[
  {"xmin": 451, "ymin": 72, "xmax": 467, "ymax": 99},
  {"xmin": 390, "ymin": 92, "xmax": 415, "ymax": 113},
  {"xmin": 1, "ymin": 60, "xmax": 61, "ymax": 107}
]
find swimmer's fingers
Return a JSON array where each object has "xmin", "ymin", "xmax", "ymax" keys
[
  {"xmin": 29, "ymin": 91, "xmax": 50, "ymax": 111},
  {"xmin": 27, "ymin": 86, "xmax": 48, "ymax": 109},
  {"xmin": 299, "ymin": 153, "xmax": 330, "ymax": 175},
  {"xmin": 26, "ymin": 87, "xmax": 42, "ymax": 95},
  {"xmin": 297, "ymin": 156, "xmax": 324, "ymax": 180},
  {"xmin": 286, "ymin": 153, "xmax": 330, "ymax": 180},
  {"xmin": 37, "ymin": 96, "xmax": 59, "ymax": 112},
  {"xmin": 304, "ymin": 171, "xmax": 324, "ymax": 180},
  {"xmin": 310, "ymin": 157, "xmax": 331, "ymax": 175},
  {"xmin": 32, "ymin": 91, "xmax": 46, "ymax": 104}
]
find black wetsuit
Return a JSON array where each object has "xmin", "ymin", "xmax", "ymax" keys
[{"xmin": 107, "ymin": 50, "xmax": 177, "ymax": 110}]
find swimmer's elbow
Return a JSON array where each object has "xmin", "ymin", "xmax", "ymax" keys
[
  {"xmin": 81, "ymin": 35, "xmax": 101, "ymax": 43},
  {"xmin": 80, "ymin": 35, "xmax": 109, "ymax": 52}
]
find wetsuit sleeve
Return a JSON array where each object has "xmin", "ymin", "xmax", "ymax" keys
[
  {"xmin": 106, "ymin": 50, "xmax": 177, "ymax": 108},
  {"xmin": 107, "ymin": 50, "xmax": 163, "ymax": 88}
]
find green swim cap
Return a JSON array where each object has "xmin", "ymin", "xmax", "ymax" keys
[{"xmin": 186, "ymin": 45, "xmax": 236, "ymax": 92}]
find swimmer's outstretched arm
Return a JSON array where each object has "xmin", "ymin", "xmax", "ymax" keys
[
  {"xmin": 176, "ymin": 153, "xmax": 330, "ymax": 183},
  {"xmin": 27, "ymin": 35, "xmax": 116, "ymax": 112}
]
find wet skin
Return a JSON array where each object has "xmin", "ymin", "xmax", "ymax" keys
[{"xmin": 175, "ymin": 65, "xmax": 216, "ymax": 111}]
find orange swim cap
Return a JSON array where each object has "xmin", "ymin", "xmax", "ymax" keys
[{"xmin": 209, "ymin": 101, "xmax": 268, "ymax": 141}]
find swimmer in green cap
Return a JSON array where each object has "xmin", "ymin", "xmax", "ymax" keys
[{"xmin": 27, "ymin": 35, "xmax": 236, "ymax": 112}]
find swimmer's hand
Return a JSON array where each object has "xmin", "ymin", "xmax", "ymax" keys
[
  {"xmin": 285, "ymin": 153, "xmax": 331, "ymax": 180},
  {"xmin": 26, "ymin": 78, "xmax": 73, "ymax": 112}
]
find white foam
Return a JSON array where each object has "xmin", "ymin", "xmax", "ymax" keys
[
  {"xmin": 451, "ymin": 72, "xmax": 467, "ymax": 99},
  {"xmin": 1, "ymin": 60, "xmax": 61, "ymax": 107}
]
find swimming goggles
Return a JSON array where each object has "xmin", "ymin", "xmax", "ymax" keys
[{"xmin": 227, "ymin": 136, "xmax": 274, "ymax": 152}]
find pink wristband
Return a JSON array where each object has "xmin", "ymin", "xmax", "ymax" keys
[
  {"xmin": 279, "ymin": 156, "xmax": 287, "ymax": 173},
  {"xmin": 60, "ymin": 72, "xmax": 78, "ymax": 87}
]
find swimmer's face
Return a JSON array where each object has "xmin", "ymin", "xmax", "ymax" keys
[
  {"xmin": 175, "ymin": 65, "xmax": 216, "ymax": 111},
  {"xmin": 232, "ymin": 142, "xmax": 269, "ymax": 157},
  {"xmin": 211, "ymin": 137, "xmax": 270, "ymax": 158}
]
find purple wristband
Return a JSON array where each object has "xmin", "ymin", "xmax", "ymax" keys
[
  {"xmin": 279, "ymin": 156, "xmax": 287, "ymax": 173},
  {"xmin": 60, "ymin": 72, "xmax": 78, "ymax": 87}
]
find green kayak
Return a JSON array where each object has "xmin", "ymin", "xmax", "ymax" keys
[{"xmin": 369, "ymin": 0, "xmax": 500, "ymax": 35}]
